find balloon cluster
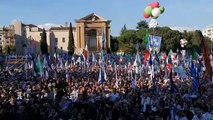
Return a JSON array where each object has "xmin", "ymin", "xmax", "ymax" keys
[
  {"xmin": 180, "ymin": 39, "xmax": 188, "ymax": 47},
  {"xmin": 144, "ymin": 1, "xmax": 165, "ymax": 19}
]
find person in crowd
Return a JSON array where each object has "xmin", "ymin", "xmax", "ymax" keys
[{"xmin": 0, "ymin": 53, "xmax": 213, "ymax": 120}]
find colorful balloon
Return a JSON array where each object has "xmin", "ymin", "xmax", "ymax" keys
[
  {"xmin": 151, "ymin": 1, "xmax": 160, "ymax": 8},
  {"xmin": 143, "ymin": 12, "xmax": 150, "ymax": 18},
  {"xmin": 144, "ymin": 6, "xmax": 153, "ymax": 16},
  {"xmin": 152, "ymin": 8, "xmax": 161, "ymax": 17},
  {"xmin": 159, "ymin": 6, "xmax": 165, "ymax": 14},
  {"xmin": 148, "ymin": 3, "xmax": 154, "ymax": 8},
  {"xmin": 143, "ymin": 2, "xmax": 165, "ymax": 19},
  {"xmin": 151, "ymin": 16, "xmax": 159, "ymax": 19}
]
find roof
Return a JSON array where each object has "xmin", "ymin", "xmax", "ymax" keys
[
  {"xmin": 24, "ymin": 24, "xmax": 37, "ymax": 27},
  {"xmin": 75, "ymin": 13, "xmax": 111, "ymax": 22},
  {"xmin": 49, "ymin": 26, "xmax": 76, "ymax": 31}
]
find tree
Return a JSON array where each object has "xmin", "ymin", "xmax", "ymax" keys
[
  {"xmin": 120, "ymin": 24, "xmax": 127, "ymax": 35},
  {"xmin": 40, "ymin": 29, "xmax": 48, "ymax": 54},
  {"xmin": 136, "ymin": 20, "xmax": 149, "ymax": 30},
  {"xmin": 68, "ymin": 22, "xmax": 75, "ymax": 55},
  {"xmin": 118, "ymin": 30, "xmax": 138, "ymax": 44},
  {"xmin": 110, "ymin": 36, "xmax": 119, "ymax": 52},
  {"xmin": 136, "ymin": 29, "xmax": 148, "ymax": 51}
]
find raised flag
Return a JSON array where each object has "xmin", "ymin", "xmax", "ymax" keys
[
  {"xmin": 115, "ymin": 63, "xmax": 119, "ymax": 88},
  {"xmin": 102, "ymin": 28, "xmax": 105, "ymax": 50},
  {"xmin": 37, "ymin": 55, "xmax": 43, "ymax": 76},
  {"xmin": 135, "ymin": 52, "xmax": 141, "ymax": 65},
  {"xmin": 83, "ymin": 39, "xmax": 89, "ymax": 60},
  {"xmin": 192, "ymin": 49, "xmax": 199, "ymax": 61},
  {"xmin": 92, "ymin": 53, "xmax": 96, "ymax": 63},
  {"xmin": 131, "ymin": 70, "xmax": 137, "ymax": 89},
  {"xmin": 66, "ymin": 62, "xmax": 71, "ymax": 86},
  {"xmin": 145, "ymin": 30, "xmax": 149, "ymax": 48},
  {"xmin": 119, "ymin": 54, "xmax": 123, "ymax": 63},
  {"xmin": 167, "ymin": 56, "xmax": 172, "ymax": 69},
  {"xmin": 148, "ymin": 35, "xmax": 162, "ymax": 53},
  {"xmin": 98, "ymin": 67, "xmax": 104, "ymax": 84},
  {"xmin": 44, "ymin": 69, "xmax": 49, "ymax": 80},
  {"xmin": 190, "ymin": 61, "xmax": 198, "ymax": 95},
  {"xmin": 144, "ymin": 50, "xmax": 150, "ymax": 62},
  {"xmin": 45, "ymin": 55, "xmax": 52, "ymax": 69},
  {"xmin": 167, "ymin": 50, "xmax": 173, "ymax": 69}
]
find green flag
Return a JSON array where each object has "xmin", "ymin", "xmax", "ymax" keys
[
  {"xmin": 192, "ymin": 49, "xmax": 199, "ymax": 60},
  {"xmin": 166, "ymin": 49, "xmax": 173, "ymax": 62},
  {"xmin": 168, "ymin": 49, "xmax": 173, "ymax": 57},
  {"xmin": 37, "ymin": 55, "xmax": 43, "ymax": 73},
  {"xmin": 145, "ymin": 30, "xmax": 149, "ymax": 45}
]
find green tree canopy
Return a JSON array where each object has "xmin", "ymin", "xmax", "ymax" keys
[
  {"xmin": 120, "ymin": 24, "xmax": 127, "ymax": 35},
  {"xmin": 116, "ymin": 20, "xmax": 213, "ymax": 53},
  {"xmin": 118, "ymin": 30, "xmax": 139, "ymax": 44},
  {"xmin": 136, "ymin": 20, "xmax": 149, "ymax": 30}
]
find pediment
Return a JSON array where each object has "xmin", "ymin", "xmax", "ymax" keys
[{"xmin": 78, "ymin": 13, "xmax": 108, "ymax": 22}]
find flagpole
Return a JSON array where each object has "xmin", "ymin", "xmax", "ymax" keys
[
  {"xmin": 26, "ymin": 62, "xmax": 28, "ymax": 80},
  {"xmin": 25, "ymin": 52, "xmax": 28, "ymax": 80}
]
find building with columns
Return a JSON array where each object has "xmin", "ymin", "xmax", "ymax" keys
[
  {"xmin": 13, "ymin": 13, "xmax": 111, "ymax": 55},
  {"xmin": 75, "ymin": 13, "xmax": 111, "ymax": 53}
]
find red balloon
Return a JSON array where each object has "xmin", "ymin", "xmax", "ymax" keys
[
  {"xmin": 152, "ymin": 1, "xmax": 160, "ymax": 8},
  {"xmin": 148, "ymin": 2, "xmax": 160, "ymax": 8},
  {"xmin": 148, "ymin": 3, "xmax": 154, "ymax": 8},
  {"xmin": 143, "ymin": 12, "xmax": 150, "ymax": 18}
]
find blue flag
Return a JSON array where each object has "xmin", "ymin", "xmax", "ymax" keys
[
  {"xmin": 98, "ymin": 67, "xmax": 105, "ymax": 84},
  {"xmin": 131, "ymin": 70, "xmax": 137, "ymax": 89},
  {"xmin": 148, "ymin": 35, "xmax": 162, "ymax": 53},
  {"xmin": 190, "ymin": 61, "xmax": 198, "ymax": 95}
]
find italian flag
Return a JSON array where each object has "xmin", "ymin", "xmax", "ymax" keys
[{"xmin": 83, "ymin": 41, "xmax": 89, "ymax": 60}]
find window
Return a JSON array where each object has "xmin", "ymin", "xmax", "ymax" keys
[
  {"xmin": 55, "ymin": 38, "xmax": 58, "ymax": 43},
  {"xmin": 55, "ymin": 38, "xmax": 58, "ymax": 46},
  {"xmin": 60, "ymin": 47, "xmax": 63, "ymax": 50},
  {"xmin": 0, "ymin": 38, "xmax": 1, "ymax": 40},
  {"xmin": 6, "ymin": 41, "xmax": 9, "ymax": 43},
  {"xmin": 62, "ymin": 37, "xmax": 65, "ymax": 43}
]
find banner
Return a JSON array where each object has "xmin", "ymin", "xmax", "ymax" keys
[{"xmin": 148, "ymin": 35, "xmax": 162, "ymax": 53}]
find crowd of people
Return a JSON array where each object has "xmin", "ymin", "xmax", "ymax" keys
[{"xmin": 0, "ymin": 53, "xmax": 213, "ymax": 120}]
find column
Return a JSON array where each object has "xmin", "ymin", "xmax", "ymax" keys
[
  {"xmin": 107, "ymin": 27, "xmax": 111, "ymax": 49},
  {"xmin": 80, "ymin": 23, "xmax": 85, "ymax": 50}
]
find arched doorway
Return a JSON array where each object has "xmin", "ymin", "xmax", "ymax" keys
[{"xmin": 86, "ymin": 29, "xmax": 97, "ymax": 51}]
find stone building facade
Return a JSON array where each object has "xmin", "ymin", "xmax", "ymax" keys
[
  {"xmin": 0, "ymin": 25, "xmax": 16, "ymax": 53},
  {"xmin": 13, "ymin": 13, "xmax": 111, "ymax": 55}
]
